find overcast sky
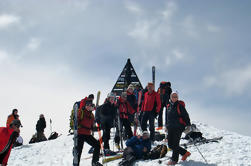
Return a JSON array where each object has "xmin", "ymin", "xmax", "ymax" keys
[{"xmin": 0, "ymin": 0, "xmax": 251, "ymax": 142}]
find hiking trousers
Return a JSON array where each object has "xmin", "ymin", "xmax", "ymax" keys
[
  {"xmin": 77, "ymin": 134, "xmax": 100, "ymax": 165},
  {"xmin": 102, "ymin": 123, "xmax": 111, "ymax": 149},
  {"xmin": 115, "ymin": 118, "xmax": 133, "ymax": 144},
  {"xmin": 167, "ymin": 127, "xmax": 187, "ymax": 162},
  {"xmin": 141, "ymin": 111, "xmax": 155, "ymax": 141},
  {"xmin": 158, "ymin": 104, "xmax": 168, "ymax": 127}
]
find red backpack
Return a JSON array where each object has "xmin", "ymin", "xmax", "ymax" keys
[{"xmin": 167, "ymin": 100, "xmax": 187, "ymax": 126}]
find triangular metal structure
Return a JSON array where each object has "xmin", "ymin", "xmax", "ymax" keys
[{"xmin": 111, "ymin": 59, "xmax": 143, "ymax": 96}]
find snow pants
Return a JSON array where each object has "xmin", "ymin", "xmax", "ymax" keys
[
  {"xmin": 102, "ymin": 123, "xmax": 111, "ymax": 149},
  {"xmin": 167, "ymin": 127, "xmax": 187, "ymax": 162},
  {"xmin": 115, "ymin": 118, "xmax": 133, "ymax": 144},
  {"xmin": 158, "ymin": 104, "xmax": 168, "ymax": 127},
  {"xmin": 141, "ymin": 111, "xmax": 155, "ymax": 141},
  {"xmin": 77, "ymin": 134, "xmax": 100, "ymax": 165}
]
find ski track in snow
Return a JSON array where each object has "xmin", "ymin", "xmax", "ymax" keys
[{"xmin": 8, "ymin": 122, "xmax": 251, "ymax": 166}]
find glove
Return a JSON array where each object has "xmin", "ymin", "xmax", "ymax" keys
[{"xmin": 184, "ymin": 125, "xmax": 192, "ymax": 135}]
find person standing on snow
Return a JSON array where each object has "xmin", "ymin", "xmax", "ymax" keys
[
  {"xmin": 141, "ymin": 82, "xmax": 161, "ymax": 142},
  {"xmin": 96, "ymin": 92, "xmax": 117, "ymax": 155},
  {"xmin": 6, "ymin": 109, "xmax": 19, "ymax": 127},
  {"xmin": 166, "ymin": 92, "xmax": 191, "ymax": 165},
  {"xmin": 156, "ymin": 81, "xmax": 172, "ymax": 130},
  {"xmin": 77, "ymin": 100, "xmax": 103, "ymax": 166},
  {"xmin": 114, "ymin": 92, "xmax": 135, "ymax": 149},
  {"xmin": 126, "ymin": 85, "xmax": 137, "ymax": 125},
  {"xmin": 36, "ymin": 114, "xmax": 47, "ymax": 142},
  {"xmin": 0, "ymin": 120, "xmax": 21, "ymax": 166},
  {"xmin": 133, "ymin": 83, "xmax": 142, "ymax": 102}
]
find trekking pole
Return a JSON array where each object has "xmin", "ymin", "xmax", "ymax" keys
[
  {"xmin": 50, "ymin": 118, "xmax": 52, "ymax": 134},
  {"xmin": 188, "ymin": 136, "xmax": 208, "ymax": 164}
]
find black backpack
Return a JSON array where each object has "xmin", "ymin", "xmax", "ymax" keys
[
  {"xmin": 48, "ymin": 132, "xmax": 59, "ymax": 140},
  {"xmin": 146, "ymin": 144, "xmax": 168, "ymax": 159},
  {"xmin": 154, "ymin": 132, "xmax": 166, "ymax": 142}
]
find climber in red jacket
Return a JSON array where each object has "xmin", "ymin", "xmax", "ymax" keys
[{"xmin": 0, "ymin": 119, "xmax": 21, "ymax": 166}]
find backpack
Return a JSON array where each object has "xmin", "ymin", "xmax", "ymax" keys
[
  {"xmin": 154, "ymin": 132, "xmax": 166, "ymax": 142},
  {"xmin": 48, "ymin": 132, "xmax": 59, "ymax": 140},
  {"xmin": 146, "ymin": 144, "xmax": 168, "ymax": 159},
  {"xmin": 69, "ymin": 101, "xmax": 82, "ymax": 132},
  {"xmin": 184, "ymin": 124, "xmax": 204, "ymax": 141},
  {"xmin": 159, "ymin": 82, "xmax": 171, "ymax": 94}
]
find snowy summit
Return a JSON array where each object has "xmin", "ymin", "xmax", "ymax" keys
[{"xmin": 8, "ymin": 122, "xmax": 251, "ymax": 166}]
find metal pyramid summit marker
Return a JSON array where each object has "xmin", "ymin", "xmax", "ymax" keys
[{"xmin": 112, "ymin": 59, "xmax": 143, "ymax": 96}]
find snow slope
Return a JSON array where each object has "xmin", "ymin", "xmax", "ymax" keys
[{"xmin": 8, "ymin": 122, "xmax": 251, "ymax": 166}]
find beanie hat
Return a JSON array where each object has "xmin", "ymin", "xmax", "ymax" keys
[
  {"xmin": 142, "ymin": 131, "xmax": 150, "ymax": 137},
  {"xmin": 88, "ymin": 94, "xmax": 94, "ymax": 99}
]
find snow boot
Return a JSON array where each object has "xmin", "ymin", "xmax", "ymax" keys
[
  {"xmin": 167, "ymin": 159, "xmax": 177, "ymax": 165},
  {"xmin": 104, "ymin": 149, "xmax": 117, "ymax": 156},
  {"xmin": 181, "ymin": 151, "xmax": 191, "ymax": 161},
  {"xmin": 156, "ymin": 126, "xmax": 163, "ymax": 130},
  {"xmin": 92, "ymin": 161, "xmax": 103, "ymax": 166},
  {"xmin": 88, "ymin": 147, "xmax": 94, "ymax": 154},
  {"xmin": 119, "ymin": 159, "xmax": 130, "ymax": 166}
]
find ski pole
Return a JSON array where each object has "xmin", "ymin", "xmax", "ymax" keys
[
  {"xmin": 189, "ymin": 136, "xmax": 208, "ymax": 164},
  {"xmin": 50, "ymin": 118, "xmax": 52, "ymax": 134},
  {"xmin": 96, "ymin": 123, "xmax": 106, "ymax": 163}
]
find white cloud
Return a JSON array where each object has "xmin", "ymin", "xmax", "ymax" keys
[
  {"xmin": 0, "ymin": 14, "xmax": 19, "ymax": 29},
  {"xmin": 125, "ymin": 1, "xmax": 143, "ymax": 15},
  {"xmin": 161, "ymin": 1, "xmax": 177, "ymax": 20},
  {"xmin": 128, "ymin": 1, "xmax": 177, "ymax": 44},
  {"xmin": 182, "ymin": 16, "xmax": 199, "ymax": 38},
  {"xmin": 0, "ymin": 50, "xmax": 8, "ymax": 62},
  {"xmin": 204, "ymin": 64, "xmax": 251, "ymax": 96},
  {"xmin": 164, "ymin": 49, "xmax": 186, "ymax": 67},
  {"xmin": 207, "ymin": 24, "xmax": 221, "ymax": 33},
  {"xmin": 173, "ymin": 49, "xmax": 184, "ymax": 60},
  {"xmin": 27, "ymin": 38, "xmax": 41, "ymax": 50},
  {"xmin": 128, "ymin": 20, "xmax": 151, "ymax": 41}
]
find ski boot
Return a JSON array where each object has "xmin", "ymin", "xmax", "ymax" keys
[
  {"xmin": 88, "ymin": 147, "xmax": 94, "ymax": 154},
  {"xmin": 104, "ymin": 149, "xmax": 117, "ymax": 156},
  {"xmin": 92, "ymin": 161, "xmax": 103, "ymax": 166}
]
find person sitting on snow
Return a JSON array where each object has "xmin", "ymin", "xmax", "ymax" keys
[
  {"xmin": 119, "ymin": 131, "xmax": 151, "ymax": 166},
  {"xmin": 36, "ymin": 114, "xmax": 47, "ymax": 142}
]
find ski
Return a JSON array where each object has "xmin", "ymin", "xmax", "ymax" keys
[
  {"xmin": 73, "ymin": 103, "xmax": 79, "ymax": 166},
  {"xmin": 181, "ymin": 136, "xmax": 223, "ymax": 148},
  {"xmin": 96, "ymin": 91, "xmax": 101, "ymax": 107},
  {"xmin": 97, "ymin": 123, "xmax": 104, "ymax": 155},
  {"xmin": 93, "ymin": 91, "xmax": 101, "ymax": 136},
  {"xmin": 134, "ymin": 90, "xmax": 142, "ymax": 136},
  {"xmin": 152, "ymin": 66, "xmax": 155, "ymax": 88},
  {"xmin": 84, "ymin": 149, "xmax": 123, "ymax": 160},
  {"xmin": 102, "ymin": 154, "xmax": 123, "ymax": 164},
  {"xmin": 117, "ymin": 108, "xmax": 123, "ymax": 150}
]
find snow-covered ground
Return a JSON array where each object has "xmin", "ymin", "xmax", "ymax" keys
[{"xmin": 8, "ymin": 122, "xmax": 251, "ymax": 166}]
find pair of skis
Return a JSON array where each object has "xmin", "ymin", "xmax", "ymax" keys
[{"xmin": 181, "ymin": 136, "xmax": 223, "ymax": 148}]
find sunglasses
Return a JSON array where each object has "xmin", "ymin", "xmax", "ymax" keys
[{"xmin": 86, "ymin": 104, "xmax": 95, "ymax": 107}]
